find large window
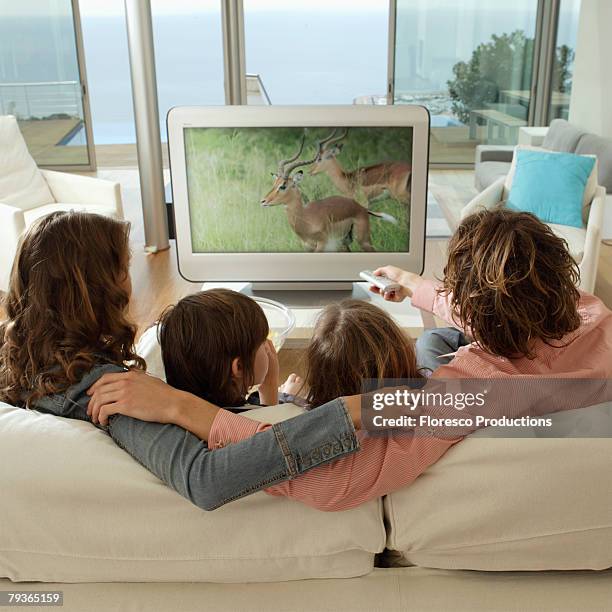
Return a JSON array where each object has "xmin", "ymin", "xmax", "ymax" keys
[
  {"xmin": 243, "ymin": 0, "xmax": 388, "ymax": 104},
  {"xmin": 393, "ymin": 0, "xmax": 540, "ymax": 164},
  {"xmin": 0, "ymin": 0, "xmax": 93, "ymax": 167}
]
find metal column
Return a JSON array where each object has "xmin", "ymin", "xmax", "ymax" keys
[
  {"xmin": 222, "ymin": 0, "xmax": 247, "ymax": 105},
  {"xmin": 386, "ymin": 0, "xmax": 397, "ymax": 105},
  {"xmin": 530, "ymin": 0, "xmax": 561, "ymax": 127},
  {"xmin": 124, "ymin": 0, "xmax": 169, "ymax": 252}
]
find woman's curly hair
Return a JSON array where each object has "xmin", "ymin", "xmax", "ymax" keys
[
  {"xmin": 442, "ymin": 207, "xmax": 581, "ymax": 359},
  {"xmin": 0, "ymin": 211, "xmax": 145, "ymax": 407}
]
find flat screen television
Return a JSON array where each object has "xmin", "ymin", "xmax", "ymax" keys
[{"xmin": 167, "ymin": 105, "xmax": 429, "ymax": 286}]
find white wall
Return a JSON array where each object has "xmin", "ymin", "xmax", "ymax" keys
[{"xmin": 568, "ymin": 0, "xmax": 612, "ymax": 138}]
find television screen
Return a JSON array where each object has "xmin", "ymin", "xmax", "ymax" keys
[{"xmin": 184, "ymin": 126, "xmax": 413, "ymax": 253}]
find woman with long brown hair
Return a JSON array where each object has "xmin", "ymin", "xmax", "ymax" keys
[
  {"xmin": 0, "ymin": 211, "xmax": 360, "ymax": 510},
  {"xmin": 0, "ymin": 211, "xmax": 143, "ymax": 408}
]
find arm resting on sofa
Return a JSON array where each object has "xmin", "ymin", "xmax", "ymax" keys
[
  {"xmin": 578, "ymin": 186, "xmax": 605, "ymax": 293},
  {"xmin": 518, "ymin": 126, "xmax": 549, "ymax": 147},
  {"xmin": 475, "ymin": 145, "xmax": 515, "ymax": 164},
  {"xmin": 40, "ymin": 169, "xmax": 124, "ymax": 217},
  {"xmin": 0, "ymin": 203, "xmax": 26, "ymax": 292}
]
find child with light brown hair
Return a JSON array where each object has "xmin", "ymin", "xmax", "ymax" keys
[{"xmin": 281, "ymin": 299, "xmax": 422, "ymax": 408}]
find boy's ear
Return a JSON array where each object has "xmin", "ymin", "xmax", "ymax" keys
[{"xmin": 231, "ymin": 357, "xmax": 243, "ymax": 379}]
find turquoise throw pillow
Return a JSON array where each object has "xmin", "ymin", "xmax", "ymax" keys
[{"xmin": 507, "ymin": 149, "xmax": 595, "ymax": 228}]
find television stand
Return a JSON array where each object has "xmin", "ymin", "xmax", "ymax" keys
[
  {"xmin": 200, "ymin": 281, "xmax": 434, "ymax": 348},
  {"xmin": 199, "ymin": 282, "xmax": 368, "ymax": 308},
  {"xmin": 249, "ymin": 282, "xmax": 369, "ymax": 308}
]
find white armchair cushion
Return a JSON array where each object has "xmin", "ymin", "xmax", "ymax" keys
[
  {"xmin": 39, "ymin": 169, "xmax": 123, "ymax": 217},
  {"xmin": 0, "ymin": 203, "xmax": 26, "ymax": 290},
  {"xmin": 547, "ymin": 223, "xmax": 587, "ymax": 262},
  {"xmin": 23, "ymin": 202, "xmax": 123, "ymax": 227},
  {"xmin": 0, "ymin": 401, "xmax": 384, "ymax": 583},
  {"xmin": 0, "ymin": 116, "xmax": 54, "ymax": 210},
  {"xmin": 137, "ymin": 324, "xmax": 166, "ymax": 380}
]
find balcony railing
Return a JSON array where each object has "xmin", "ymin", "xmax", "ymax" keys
[
  {"xmin": 0, "ymin": 81, "xmax": 83, "ymax": 120},
  {"xmin": 246, "ymin": 73, "xmax": 271, "ymax": 105}
]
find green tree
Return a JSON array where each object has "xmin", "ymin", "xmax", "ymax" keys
[
  {"xmin": 552, "ymin": 44, "xmax": 575, "ymax": 94},
  {"xmin": 447, "ymin": 30, "xmax": 573, "ymax": 124}
]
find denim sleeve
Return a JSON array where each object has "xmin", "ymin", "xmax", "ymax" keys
[{"xmin": 107, "ymin": 398, "xmax": 358, "ymax": 510}]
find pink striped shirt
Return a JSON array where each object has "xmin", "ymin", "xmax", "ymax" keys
[{"xmin": 209, "ymin": 280, "xmax": 612, "ymax": 511}]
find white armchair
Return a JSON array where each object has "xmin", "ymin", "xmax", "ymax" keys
[
  {"xmin": 461, "ymin": 174, "xmax": 605, "ymax": 294},
  {"xmin": 0, "ymin": 115, "xmax": 123, "ymax": 292}
]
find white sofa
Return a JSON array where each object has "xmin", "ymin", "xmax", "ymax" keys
[
  {"xmin": 1, "ymin": 394, "xmax": 611, "ymax": 611},
  {"xmin": 462, "ymin": 145, "xmax": 606, "ymax": 293},
  {"xmin": 0, "ymin": 115, "xmax": 123, "ymax": 292}
]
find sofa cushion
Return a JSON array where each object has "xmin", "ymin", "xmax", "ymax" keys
[
  {"xmin": 542, "ymin": 118, "xmax": 586, "ymax": 153},
  {"xmin": 547, "ymin": 222, "xmax": 586, "ymax": 262},
  {"xmin": 475, "ymin": 161, "xmax": 511, "ymax": 192},
  {"xmin": 575, "ymin": 133, "xmax": 612, "ymax": 193},
  {"xmin": 0, "ymin": 115, "xmax": 54, "ymax": 210},
  {"xmin": 0, "ymin": 402, "xmax": 384, "ymax": 583},
  {"xmin": 3, "ymin": 568, "xmax": 612, "ymax": 612},
  {"xmin": 137, "ymin": 324, "xmax": 166, "ymax": 380},
  {"xmin": 384, "ymin": 404, "xmax": 612, "ymax": 571}
]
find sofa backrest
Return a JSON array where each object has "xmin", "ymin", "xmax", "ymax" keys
[
  {"xmin": 0, "ymin": 115, "xmax": 54, "ymax": 210},
  {"xmin": 0, "ymin": 401, "xmax": 384, "ymax": 583},
  {"xmin": 575, "ymin": 133, "xmax": 612, "ymax": 193},
  {"xmin": 542, "ymin": 119, "xmax": 587, "ymax": 153},
  {"xmin": 542, "ymin": 119, "xmax": 612, "ymax": 194}
]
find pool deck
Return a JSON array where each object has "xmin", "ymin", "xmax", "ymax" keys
[{"xmin": 18, "ymin": 118, "xmax": 90, "ymax": 166}]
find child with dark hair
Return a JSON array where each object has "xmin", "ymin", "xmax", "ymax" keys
[{"xmin": 158, "ymin": 289, "xmax": 278, "ymax": 409}]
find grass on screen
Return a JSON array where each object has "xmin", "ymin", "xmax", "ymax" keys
[{"xmin": 185, "ymin": 126, "xmax": 412, "ymax": 253}]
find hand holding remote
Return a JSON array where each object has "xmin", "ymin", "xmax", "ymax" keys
[
  {"xmin": 366, "ymin": 266, "xmax": 422, "ymax": 302},
  {"xmin": 359, "ymin": 270, "xmax": 402, "ymax": 295}
]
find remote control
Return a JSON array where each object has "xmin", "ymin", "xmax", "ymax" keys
[{"xmin": 359, "ymin": 270, "xmax": 401, "ymax": 294}]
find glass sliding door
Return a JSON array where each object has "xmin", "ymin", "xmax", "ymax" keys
[
  {"xmin": 392, "ymin": 0, "xmax": 539, "ymax": 164},
  {"xmin": 0, "ymin": 0, "xmax": 94, "ymax": 169}
]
